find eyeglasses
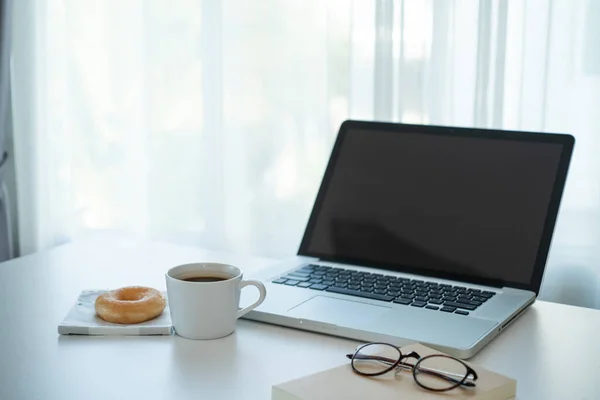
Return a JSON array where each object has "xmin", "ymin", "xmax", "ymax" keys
[{"xmin": 346, "ymin": 342, "xmax": 478, "ymax": 392}]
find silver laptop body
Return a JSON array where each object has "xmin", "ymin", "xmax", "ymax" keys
[{"xmin": 243, "ymin": 120, "xmax": 574, "ymax": 359}]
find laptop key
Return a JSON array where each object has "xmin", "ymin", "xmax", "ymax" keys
[
  {"xmin": 480, "ymin": 291, "xmax": 496, "ymax": 298},
  {"xmin": 461, "ymin": 299, "xmax": 482, "ymax": 306},
  {"xmin": 309, "ymin": 278, "xmax": 323, "ymax": 284},
  {"xmin": 410, "ymin": 301, "xmax": 427, "ymax": 308},
  {"xmin": 326, "ymin": 286, "xmax": 394, "ymax": 302},
  {"xmin": 272, "ymin": 278, "xmax": 287, "ymax": 284},
  {"xmin": 429, "ymin": 299, "xmax": 443, "ymax": 305},
  {"xmin": 309, "ymin": 284, "xmax": 328, "ymax": 290},
  {"xmin": 440, "ymin": 306, "xmax": 456, "ymax": 312},
  {"xmin": 457, "ymin": 296, "xmax": 473, "ymax": 303},
  {"xmin": 393, "ymin": 298, "xmax": 412, "ymax": 305},
  {"xmin": 284, "ymin": 275, "xmax": 310, "ymax": 282},
  {"xmin": 443, "ymin": 301, "xmax": 477, "ymax": 311},
  {"xmin": 414, "ymin": 296, "xmax": 429, "ymax": 302},
  {"xmin": 284, "ymin": 280, "xmax": 300, "ymax": 286},
  {"xmin": 472, "ymin": 296, "xmax": 488, "ymax": 302},
  {"xmin": 348, "ymin": 285, "xmax": 361, "ymax": 291},
  {"xmin": 425, "ymin": 305, "xmax": 439, "ymax": 310},
  {"xmin": 455, "ymin": 310, "xmax": 470, "ymax": 316},
  {"xmin": 297, "ymin": 271, "xmax": 314, "ymax": 277},
  {"xmin": 297, "ymin": 282, "xmax": 312, "ymax": 288}
]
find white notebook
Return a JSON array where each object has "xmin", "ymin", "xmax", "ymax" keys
[{"xmin": 58, "ymin": 290, "xmax": 172, "ymax": 336}]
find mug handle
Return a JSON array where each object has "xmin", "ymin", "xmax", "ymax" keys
[{"xmin": 237, "ymin": 280, "xmax": 267, "ymax": 319}]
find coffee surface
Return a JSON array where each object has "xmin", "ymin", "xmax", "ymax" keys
[{"xmin": 182, "ymin": 276, "xmax": 228, "ymax": 283}]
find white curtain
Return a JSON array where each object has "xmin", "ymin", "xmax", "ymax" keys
[{"xmin": 10, "ymin": 0, "xmax": 600, "ymax": 309}]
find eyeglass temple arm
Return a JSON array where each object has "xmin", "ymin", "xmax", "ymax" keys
[
  {"xmin": 346, "ymin": 354, "xmax": 398, "ymax": 365},
  {"xmin": 345, "ymin": 351, "xmax": 420, "ymax": 362}
]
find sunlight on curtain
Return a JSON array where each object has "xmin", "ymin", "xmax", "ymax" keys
[{"xmin": 10, "ymin": 0, "xmax": 600, "ymax": 308}]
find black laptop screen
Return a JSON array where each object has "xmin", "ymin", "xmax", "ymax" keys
[{"xmin": 300, "ymin": 124, "xmax": 568, "ymax": 287}]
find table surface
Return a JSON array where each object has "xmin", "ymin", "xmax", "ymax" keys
[{"xmin": 1, "ymin": 235, "xmax": 599, "ymax": 400}]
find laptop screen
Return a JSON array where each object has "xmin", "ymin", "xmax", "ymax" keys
[{"xmin": 299, "ymin": 122, "xmax": 573, "ymax": 290}]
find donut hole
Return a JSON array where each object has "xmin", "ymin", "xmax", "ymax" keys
[{"xmin": 117, "ymin": 288, "xmax": 146, "ymax": 301}]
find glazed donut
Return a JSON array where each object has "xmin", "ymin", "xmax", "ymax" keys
[{"xmin": 95, "ymin": 286, "xmax": 166, "ymax": 324}]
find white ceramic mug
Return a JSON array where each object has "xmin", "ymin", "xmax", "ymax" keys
[{"xmin": 165, "ymin": 263, "xmax": 267, "ymax": 340}]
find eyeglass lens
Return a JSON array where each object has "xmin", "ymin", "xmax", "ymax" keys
[
  {"xmin": 352, "ymin": 343, "xmax": 401, "ymax": 375},
  {"xmin": 414, "ymin": 355, "xmax": 469, "ymax": 391}
]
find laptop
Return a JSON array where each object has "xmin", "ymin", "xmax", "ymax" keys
[{"xmin": 243, "ymin": 120, "xmax": 574, "ymax": 359}]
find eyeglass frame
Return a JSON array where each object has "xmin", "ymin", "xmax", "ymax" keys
[{"xmin": 346, "ymin": 342, "xmax": 479, "ymax": 392}]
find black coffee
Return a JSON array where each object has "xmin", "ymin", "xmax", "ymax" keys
[{"xmin": 182, "ymin": 276, "xmax": 228, "ymax": 283}]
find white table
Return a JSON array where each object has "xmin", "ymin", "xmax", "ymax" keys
[{"xmin": 0, "ymin": 236, "xmax": 599, "ymax": 399}]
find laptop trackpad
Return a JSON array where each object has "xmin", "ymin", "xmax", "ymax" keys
[{"xmin": 287, "ymin": 296, "xmax": 390, "ymax": 326}]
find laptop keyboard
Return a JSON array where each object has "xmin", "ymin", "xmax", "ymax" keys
[{"xmin": 272, "ymin": 264, "xmax": 496, "ymax": 316}]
